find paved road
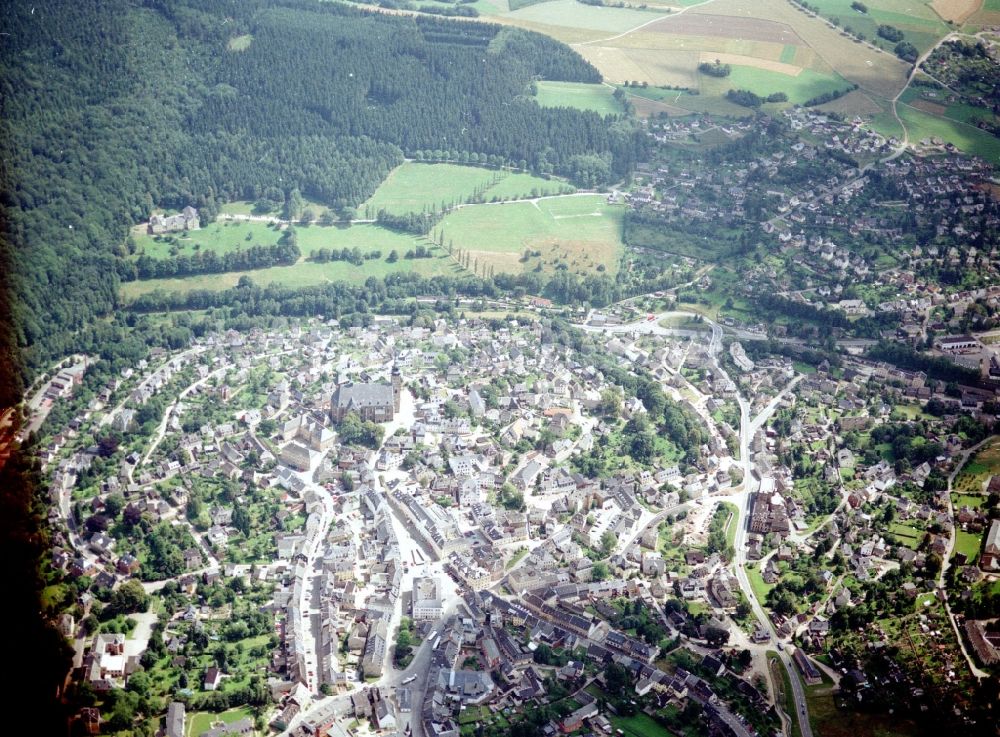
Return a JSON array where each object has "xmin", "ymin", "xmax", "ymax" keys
[{"xmin": 583, "ymin": 308, "xmax": 816, "ymax": 737}]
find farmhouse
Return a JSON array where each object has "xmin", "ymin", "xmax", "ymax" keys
[
  {"xmin": 147, "ymin": 206, "xmax": 199, "ymax": 234},
  {"xmin": 980, "ymin": 519, "xmax": 1000, "ymax": 572}
]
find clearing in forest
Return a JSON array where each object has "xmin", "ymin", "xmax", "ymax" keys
[
  {"xmin": 534, "ymin": 80, "xmax": 627, "ymax": 114},
  {"xmin": 361, "ymin": 162, "xmax": 572, "ymax": 217}
]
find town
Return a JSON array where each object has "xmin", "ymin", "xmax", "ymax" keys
[{"xmin": 31, "ymin": 276, "xmax": 1000, "ymax": 737}]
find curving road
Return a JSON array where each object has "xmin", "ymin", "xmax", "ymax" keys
[{"xmin": 580, "ymin": 307, "xmax": 815, "ymax": 737}]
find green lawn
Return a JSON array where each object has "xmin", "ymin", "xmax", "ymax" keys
[
  {"xmin": 134, "ymin": 221, "xmax": 284, "ymax": 259},
  {"xmin": 899, "ymin": 103, "xmax": 1000, "ymax": 161},
  {"xmin": 187, "ymin": 707, "xmax": 254, "ymax": 737},
  {"xmin": 361, "ymin": 162, "xmax": 572, "ymax": 216},
  {"xmin": 952, "ymin": 493, "xmax": 987, "ymax": 509},
  {"xmin": 699, "ymin": 65, "xmax": 850, "ymax": 106},
  {"xmin": 954, "ymin": 529, "xmax": 982, "ymax": 563},
  {"xmin": 889, "ymin": 522, "xmax": 924, "ymax": 550},
  {"xmin": 747, "ymin": 563, "xmax": 776, "ymax": 601},
  {"xmin": 609, "ymin": 711, "xmax": 674, "ymax": 737},
  {"xmin": 434, "ymin": 194, "xmax": 624, "ymax": 277},
  {"xmin": 535, "ymin": 81, "xmax": 626, "ymax": 115}
]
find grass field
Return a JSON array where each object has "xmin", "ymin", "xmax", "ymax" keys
[
  {"xmin": 226, "ymin": 34, "xmax": 253, "ymax": 51},
  {"xmin": 121, "ymin": 249, "xmax": 458, "ymax": 299},
  {"xmin": 899, "ymin": 103, "xmax": 1000, "ymax": 161},
  {"xmin": 361, "ymin": 162, "xmax": 573, "ymax": 216},
  {"xmin": 134, "ymin": 221, "xmax": 284, "ymax": 259},
  {"xmin": 124, "ymin": 193, "xmax": 624, "ymax": 299},
  {"xmin": 889, "ymin": 522, "xmax": 924, "ymax": 549},
  {"xmin": 955, "ymin": 529, "xmax": 982, "ymax": 562},
  {"xmin": 609, "ymin": 711, "xmax": 674, "ymax": 737},
  {"xmin": 698, "ymin": 64, "xmax": 849, "ymax": 104},
  {"xmin": 434, "ymin": 194, "xmax": 624, "ymax": 277},
  {"xmin": 804, "ymin": 0, "xmax": 949, "ymax": 52},
  {"xmin": 952, "ymin": 492, "xmax": 988, "ymax": 509},
  {"xmin": 954, "ymin": 437, "xmax": 1000, "ymax": 492},
  {"xmin": 535, "ymin": 81, "xmax": 626, "ymax": 114},
  {"xmin": 768, "ymin": 651, "xmax": 802, "ymax": 737},
  {"xmin": 747, "ymin": 563, "xmax": 777, "ymax": 601},
  {"xmin": 187, "ymin": 707, "xmax": 254, "ymax": 737},
  {"xmin": 502, "ymin": 0, "xmax": 669, "ymax": 33}
]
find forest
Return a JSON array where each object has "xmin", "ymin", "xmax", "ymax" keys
[{"xmin": 0, "ymin": 0, "xmax": 648, "ymax": 399}]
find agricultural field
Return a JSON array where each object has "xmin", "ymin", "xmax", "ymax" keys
[
  {"xmin": 361, "ymin": 162, "xmax": 573, "ymax": 216},
  {"xmin": 965, "ymin": 0, "xmax": 1000, "ymax": 28},
  {"xmin": 804, "ymin": 0, "xmax": 949, "ymax": 53},
  {"xmin": 898, "ymin": 103, "xmax": 1000, "ymax": 160},
  {"xmin": 534, "ymin": 81, "xmax": 626, "ymax": 114},
  {"xmin": 433, "ymin": 194, "xmax": 625, "ymax": 277},
  {"xmin": 500, "ymin": 0, "xmax": 670, "ymax": 35},
  {"xmin": 697, "ymin": 64, "xmax": 850, "ymax": 105}
]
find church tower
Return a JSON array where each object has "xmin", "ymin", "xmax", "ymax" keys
[{"xmin": 391, "ymin": 364, "xmax": 402, "ymax": 413}]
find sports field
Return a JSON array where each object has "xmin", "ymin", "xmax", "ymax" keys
[
  {"xmin": 535, "ymin": 81, "xmax": 627, "ymax": 114},
  {"xmin": 434, "ymin": 194, "xmax": 624, "ymax": 277},
  {"xmin": 361, "ymin": 162, "xmax": 573, "ymax": 216}
]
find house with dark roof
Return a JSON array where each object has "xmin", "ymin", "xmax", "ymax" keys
[{"xmin": 330, "ymin": 383, "xmax": 396, "ymax": 423}]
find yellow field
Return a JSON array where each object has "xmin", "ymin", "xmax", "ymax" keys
[
  {"xmin": 701, "ymin": 51, "xmax": 804, "ymax": 76},
  {"xmin": 691, "ymin": 0, "xmax": 910, "ymax": 98},
  {"xmin": 931, "ymin": 0, "xmax": 981, "ymax": 23}
]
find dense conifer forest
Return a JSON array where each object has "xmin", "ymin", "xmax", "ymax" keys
[
  {"xmin": 0, "ymin": 2, "xmax": 653, "ymax": 730},
  {"xmin": 0, "ymin": 0, "xmax": 648, "ymax": 398}
]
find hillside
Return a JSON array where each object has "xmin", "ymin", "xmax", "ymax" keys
[{"xmin": 0, "ymin": 0, "xmax": 647, "ymax": 397}]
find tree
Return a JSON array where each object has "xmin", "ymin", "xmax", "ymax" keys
[
  {"xmin": 592, "ymin": 561, "xmax": 609, "ymax": 582},
  {"xmin": 103, "ymin": 494, "xmax": 125, "ymax": 519},
  {"xmin": 233, "ymin": 505, "xmax": 251, "ymax": 536},
  {"xmin": 284, "ymin": 188, "xmax": 304, "ymax": 221},
  {"xmin": 597, "ymin": 387, "xmax": 623, "ymax": 418},
  {"xmin": 109, "ymin": 580, "xmax": 149, "ymax": 616},
  {"xmin": 600, "ymin": 531, "xmax": 617, "ymax": 557},
  {"xmin": 604, "ymin": 662, "xmax": 630, "ymax": 692},
  {"xmin": 533, "ymin": 643, "xmax": 553, "ymax": 664},
  {"xmin": 704, "ymin": 625, "xmax": 730, "ymax": 647}
]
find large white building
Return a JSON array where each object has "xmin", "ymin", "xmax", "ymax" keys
[{"xmin": 411, "ymin": 576, "xmax": 443, "ymax": 620}]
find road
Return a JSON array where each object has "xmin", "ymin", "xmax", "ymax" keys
[
  {"xmin": 582, "ymin": 307, "xmax": 816, "ymax": 737},
  {"xmin": 938, "ymin": 436, "xmax": 993, "ymax": 680}
]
